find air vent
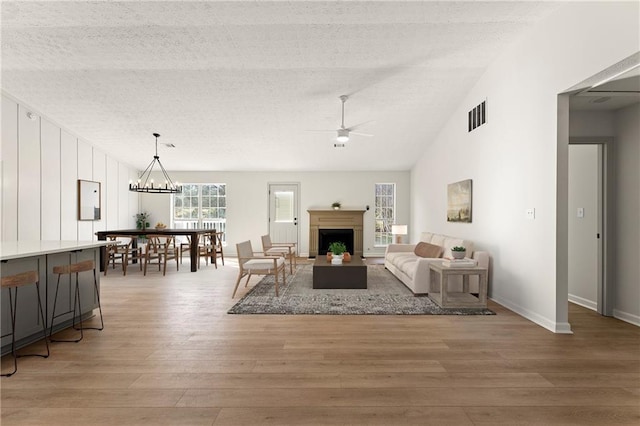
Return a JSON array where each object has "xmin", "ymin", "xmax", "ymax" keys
[
  {"xmin": 163, "ymin": 143, "xmax": 176, "ymax": 148},
  {"xmin": 334, "ymin": 143, "xmax": 346, "ymax": 148},
  {"xmin": 468, "ymin": 100, "xmax": 486, "ymax": 132}
]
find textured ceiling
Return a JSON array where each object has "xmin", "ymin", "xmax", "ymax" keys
[{"xmin": 1, "ymin": 1, "xmax": 560, "ymax": 171}]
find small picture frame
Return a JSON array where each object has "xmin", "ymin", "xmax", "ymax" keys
[
  {"xmin": 447, "ymin": 179, "xmax": 472, "ymax": 223},
  {"xmin": 78, "ymin": 179, "xmax": 101, "ymax": 220}
]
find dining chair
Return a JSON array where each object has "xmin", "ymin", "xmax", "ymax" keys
[
  {"xmin": 197, "ymin": 232, "xmax": 217, "ymax": 269},
  {"xmin": 213, "ymin": 231, "xmax": 225, "ymax": 266},
  {"xmin": 143, "ymin": 235, "xmax": 179, "ymax": 276},
  {"xmin": 232, "ymin": 240, "xmax": 285, "ymax": 298},
  {"xmin": 261, "ymin": 234, "xmax": 296, "ymax": 274},
  {"xmin": 104, "ymin": 235, "xmax": 143, "ymax": 275},
  {"xmin": 178, "ymin": 235, "xmax": 191, "ymax": 265}
]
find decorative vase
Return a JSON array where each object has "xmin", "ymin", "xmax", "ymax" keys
[
  {"xmin": 451, "ymin": 250, "xmax": 466, "ymax": 259},
  {"xmin": 326, "ymin": 252, "xmax": 333, "ymax": 263},
  {"xmin": 331, "ymin": 256, "xmax": 343, "ymax": 265},
  {"xmin": 333, "ymin": 206, "xmax": 340, "ymax": 210},
  {"xmin": 343, "ymin": 252, "xmax": 351, "ymax": 262}
]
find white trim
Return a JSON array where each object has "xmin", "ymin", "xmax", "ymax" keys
[
  {"xmin": 568, "ymin": 295, "xmax": 597, "ymax": 312},
  {"xmin": 613, "ymin": 309, "xmax": 640, "ymax": 327},
  {"xmin": 489, "ymin": 296, "xmax": 573, "ymax": 334}
]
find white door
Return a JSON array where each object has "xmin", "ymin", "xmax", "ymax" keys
[{"xmin": 268, "ymin": 183, "xmax": 299, "ymax": 245}]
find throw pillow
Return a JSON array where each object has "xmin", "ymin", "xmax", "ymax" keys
[{"xmin": 414, "ymin": 242, "xmax": 443, "ymax": 258}]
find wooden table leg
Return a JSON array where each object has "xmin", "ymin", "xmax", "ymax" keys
[{"xmin": 190, "ymin": 235, "xmax": 199, "ymax": 272}]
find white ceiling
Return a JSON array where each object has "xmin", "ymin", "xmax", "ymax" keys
[{"xmin": 1, "ymin": 1, "xmax": 561, "ymax": 172}]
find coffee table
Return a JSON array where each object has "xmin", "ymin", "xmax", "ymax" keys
[{"xmin": 312, "ymin": 256, "xmax": 367, "ymax": 289}]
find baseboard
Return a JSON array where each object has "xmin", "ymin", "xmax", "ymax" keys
[
  {"xmin": 613, "ymin": 309, "xmax": 640, "ymax": 327},
  {"xmin": 490, "ymin": 296, "xmax": 573, "ymax": 334},
  {"xmin": 568, "ymin": 294, "xmax": 597, "ymax": 311}
]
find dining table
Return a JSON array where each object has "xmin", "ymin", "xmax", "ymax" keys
[{"xmin": 96, "ymin": 228, "xmax": 220, "ymax": 272}]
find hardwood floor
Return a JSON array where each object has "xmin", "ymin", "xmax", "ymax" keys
[{"xmin": 2, "ymin": 258, "xmax": 639, "ymax": 425}]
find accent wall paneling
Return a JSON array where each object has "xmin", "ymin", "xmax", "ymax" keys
[
  {"xmin": 60, "ymin": 129, "xmax": 78, "ymax": 241},
  {"xmin": 1, "ymin": 96, "xmax": 18, "ymax": 241},
  {"xmin": 41, "ymin": 118, "xmax": 62, "ymax": 241},
  {"xmin": 92, "ymin": 149, "xmax": 107, "ymax": 236},
  {"xmin": 77, "ymin": 139, "xmax": 94, "ymax": 241},
  {"xmin": 1, "ymin": 93, "xmax": 141, "ymax": 244},
  {"xmin": 119, "ymin": 164, "xmax": 132, "ymax": 228},
  {"xmin": 106, "ymin": 156, "xmax": 119, "ymax": 230},
  {"xmin": 18, "ymin": 105, "xmax": 41, "ymax": 240}
]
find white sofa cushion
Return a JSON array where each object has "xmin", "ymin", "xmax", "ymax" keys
[{"xmin": 430, "ymin": 234, "xmax": 446, "ymax": 247}]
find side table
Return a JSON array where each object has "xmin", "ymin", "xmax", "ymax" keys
[{"xmin": 428, "ymin": 262, "xmax": 488, "ymax": 308}]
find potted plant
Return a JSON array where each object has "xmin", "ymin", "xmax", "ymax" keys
[
  {"xmin": 331, "ymin": 201, "xmax": 341, "ymax": 210},
  {"xmin": 451, "ymin": 246, "xmax": 466, "ymax": 259},
  {"xmin": 135, "ymin": 212, "xmax": 151, "ymax": 230},
  {"xmin": 328, "ymin": 241, "xmax": 346, "ymax": 256},
  {"xmin": 328, "ymin": 241, "xmax": 347, "ymax": 264}
]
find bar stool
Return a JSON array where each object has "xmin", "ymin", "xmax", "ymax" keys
[
  {"xmin": 1, "ymin": 270, "xmax": 50, "ymax": 377},
  {"xmin": 49, "ymin": 260, "xmax": 104, "ymax": 343}
]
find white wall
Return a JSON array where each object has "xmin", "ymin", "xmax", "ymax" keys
[
  {"xmin": 567, "ymin": 144, "xmax": 599, "ymax": 310},
  {"xmin": 410, "ymin": 2, "xmax": 639, "ymax": 332},
  {"xmin": 140, "ymin": 170, "xmax": 410, "ymax": 257},
  {"xmin": 0, "ymin": 92, "xmax": 139, "ymax": 242},
  {"xmin": 613, "ymin": 103, "xmax": 640, "ymax": 325}
]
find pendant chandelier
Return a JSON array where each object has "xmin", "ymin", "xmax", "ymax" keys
[{"xmin": 129, "ymin": 133, "xmax": 182, "ymax": 194}]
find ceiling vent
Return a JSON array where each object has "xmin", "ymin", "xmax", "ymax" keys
[
  {"xmin": 468, "ymin": 100, "xmax": 486, "ymax": 132},
  {"xmin": 334, "ymin": 143, "xmax": 346, "ymax": 148}
]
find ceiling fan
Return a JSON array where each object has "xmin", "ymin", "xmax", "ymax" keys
[{"xmin": 309, "ymin": 95, "xmax": 373, "ymax": 144}]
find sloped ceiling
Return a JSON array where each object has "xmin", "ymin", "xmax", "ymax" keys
[{"xmin": 1, "ymin": 1, "xmax": 560, "ymax": 171}]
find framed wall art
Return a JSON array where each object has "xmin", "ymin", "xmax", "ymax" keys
[
  {"xmin": 447, "ymin": 179, "xmax": 472, "ymax": 223},
  {"xmin": 78, "ymin": 179, "xmax": 101, "ymax": 220}
]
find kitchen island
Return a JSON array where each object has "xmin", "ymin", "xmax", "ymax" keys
[{"xmin": 0, "ymin": 241, "xmax": 107, "ymax": 355}]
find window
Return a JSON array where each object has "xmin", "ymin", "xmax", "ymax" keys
[
  {"xmin": 173, "ymin": 183, "xmax": 226, "ymax": 242},
  {"xmin": 274, "ymin": 191, "xmax": 294, "ymax": 223},
  {"xmin": 374, "ymin": 183, "xmax": 395, "ymax": 246}
]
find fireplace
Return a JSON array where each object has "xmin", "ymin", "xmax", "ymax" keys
[
  {"xmin": 318, "ymin": 229, "xmax": 354, "ymax": 255},
  {"xmin": 308, "ymin": 209, "xmax": 365, "ymax": 258}
]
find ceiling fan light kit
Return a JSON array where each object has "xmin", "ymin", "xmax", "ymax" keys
[
  {"xmin": 336, "ymin": 128, "xmax": 350, "ymax": 142},
  {"xmin": 129, "ymin": 133, "xmax": 182, "ymax": 194}
]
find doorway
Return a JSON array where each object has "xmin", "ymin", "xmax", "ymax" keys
[
  {"xmin": 568, "ymin": 141, "xmax": 607, "ymax": 315},
  {"xmin": 268, "ymin": 183, "xmax": 300, "ymax": 246}
]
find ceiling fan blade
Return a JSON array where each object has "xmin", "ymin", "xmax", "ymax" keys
[
  {"xmin": 347, "ymin": 120, "xmax": 376, "ymax": 131},
  {"xmin": 305, "ymin": 129, "xmax": 336, "ymax": 133},
  {"xmin": 350, "ymin": 131, "xmax": 374, "ymax": 137}
]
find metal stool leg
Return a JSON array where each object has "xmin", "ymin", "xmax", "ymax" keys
[
  {"xmin": 1, "ymin": 275, "xmax": 50, "ymax": 377},
  {"xmin": 49, "ymin": 261, "xmax": 103, "ymax": 341},
  {"xmin": 80, "ymin": 268, "xmax": 104, "ymax": 331},
  {"xmin": 49, "ymin": 273, "xmax": 83, "ymax": 343}
]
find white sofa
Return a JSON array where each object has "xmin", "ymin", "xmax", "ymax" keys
[{"xmin": 384, "ymin": 232, "xmax": 489, "ymax": 295}]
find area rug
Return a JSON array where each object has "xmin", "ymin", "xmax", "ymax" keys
[{"xmin": 228, "ymin": 263, "xmax": 495, "ymax": 315}]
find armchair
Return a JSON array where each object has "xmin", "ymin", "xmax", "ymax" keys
[{"xmin": 233, "ymin": 240, "xmax": 286, "ymax": 298}]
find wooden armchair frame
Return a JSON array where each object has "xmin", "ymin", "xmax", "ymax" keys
[{"xmin": 233, "ymin": 240, "xmax": 286, "ymax": 298}]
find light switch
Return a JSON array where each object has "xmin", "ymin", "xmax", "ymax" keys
[
  {"xmin": 577, "ymin": 207, "xmax": 584, "ymax": 218},
  {"xmin": 526, "ymin": 208, "xmax": 535, "ymax": 220}
]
